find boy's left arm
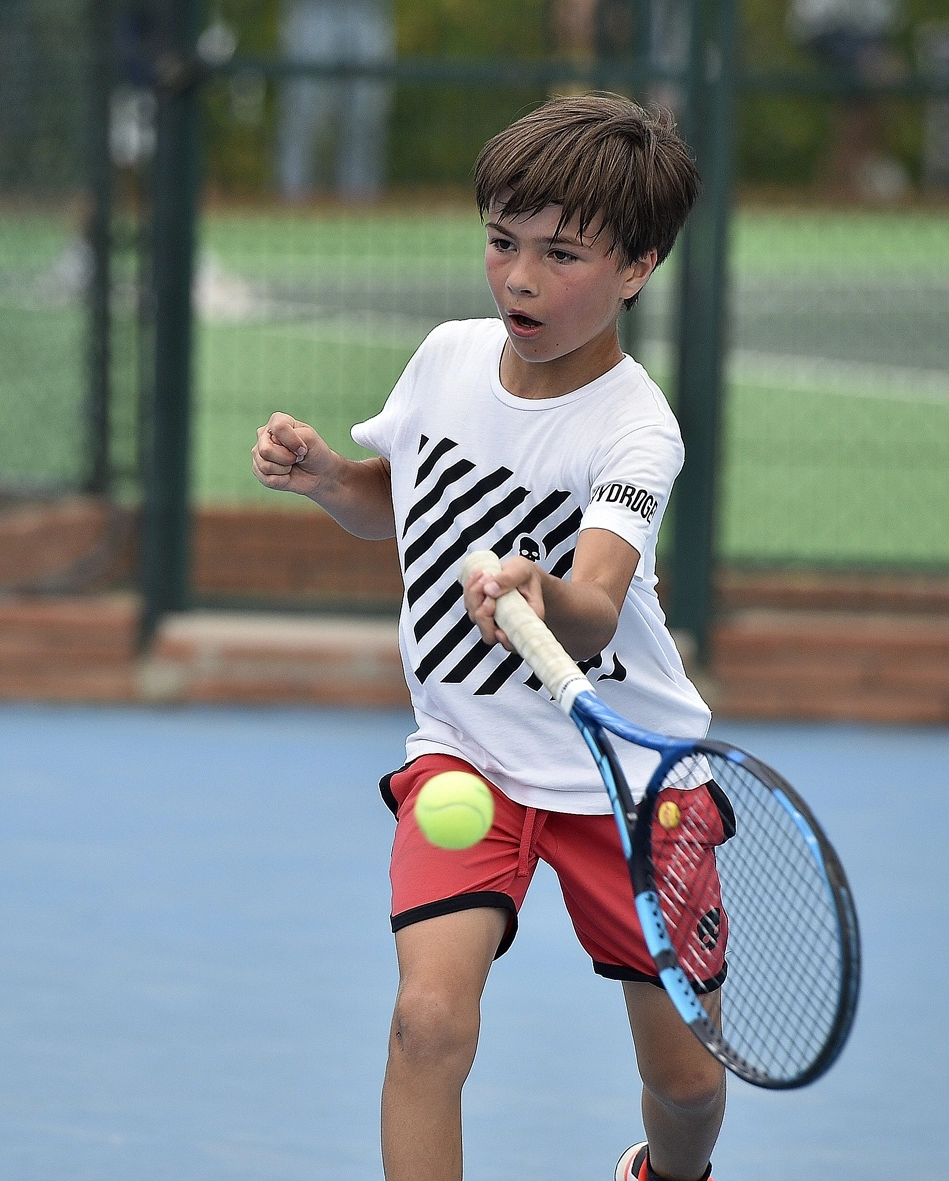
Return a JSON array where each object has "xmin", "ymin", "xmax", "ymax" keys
[{"xmin": 464, "ymin": 528, "xmax": 639, "ymax": 661}]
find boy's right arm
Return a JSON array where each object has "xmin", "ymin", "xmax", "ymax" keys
[{"xmin": 252, "ymin": 412, "xmax": 395, "ymax": 540}]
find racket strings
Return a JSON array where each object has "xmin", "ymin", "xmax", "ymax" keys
[{"xmin": 650, "ymin": 753, "xmax": 850, "ymax": 1083}]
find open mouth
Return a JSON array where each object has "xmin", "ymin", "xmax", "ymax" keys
[{"xmin": 509, "ymin": 311, "xmax": 542, "ymax": 330}]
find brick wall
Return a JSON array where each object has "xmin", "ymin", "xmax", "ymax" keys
[
  {"xmin": 192, "ymin": 505, "xmax": 403, "ymax": 606},
  {"xmin": 0, "ymin": 497, "xmax": 136, "ymax": 593},
  {"xmin": 1, "ymin": 499, "xmax": 947, "ymax": 721}
]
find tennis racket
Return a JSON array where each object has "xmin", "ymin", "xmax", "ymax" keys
[{"xmin": 459, "ymin": 551, "xmax": 860, "ymax": 1089}]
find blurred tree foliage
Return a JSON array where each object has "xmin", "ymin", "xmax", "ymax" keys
[
  {"xmin": 202, "ymin": 0, "xmax": 279, "ymax": 195},
  {"xmin": 390, "ymin": 0, "xmax": 549, "ymax": 186},
  {"xmin": 201, "ymin": 0, "xmax": 549, "ymax": 193},
  {"xmin": 740, "ymin": 0, "xmax": 949, "ymax": 186},
  {"xmin": 0, "ymin": 0, "xmax": 88, "ymax": 194},
  {"xmin": 201, "ymin": 0, "xmax": 949, "ymax": 194}
]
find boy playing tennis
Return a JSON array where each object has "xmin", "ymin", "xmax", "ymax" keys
[{"xmin": 253, "ymin": 93, "xmax": 721, "ymax": 1181}]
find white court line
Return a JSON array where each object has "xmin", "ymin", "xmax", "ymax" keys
[
  {"xmin": 729, "ymin": 348, "xmax": 949, "ymax": 406},
  {"xmin": 254, "ymin": 312, "xmax": 453, "ymax": 347},
  {"xmin": 640, "ymin": 340, "xmax": 949, "ymax": 406},
  {"xmin": 204, "ymin": 309, "xmax": 949, "ymax": 407}
]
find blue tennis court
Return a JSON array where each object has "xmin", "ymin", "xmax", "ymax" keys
[{"xmin": 1, "ymin": 705, "xmax": 945, "ymax": 1180}]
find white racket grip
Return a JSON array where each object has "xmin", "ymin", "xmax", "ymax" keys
[{"xmin": 458, "ymin": 550, "xmax": 596, "ymax": 714}]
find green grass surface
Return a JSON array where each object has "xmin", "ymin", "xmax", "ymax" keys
[
  {"xmin": 200, "ymin": 205, "xmax": 949, "ymax": 280},
  {"xmin": 721, "ymin": 383, "xmax": 949, "ymax": 566},
  {"xmin": 196, "ymin": 320, "xmax": 412, "ymax": 505},
  {"xmin": 0, "ymin": 214, "xmax": 88, "ymax": 491},
  {"xmin": 730, "ymin": 208, "xmax": 949, "ymax": 278},
  {"xmin": 0, "ymin": 301, "xmax": 87, "ymax": 490},
  {"xmin": 3, "ymin": 205, "xmax": 948, "ymax": 568},
  {"xmin": 202, "ymin": 210, "xmax": 487, "ymax": 280}
]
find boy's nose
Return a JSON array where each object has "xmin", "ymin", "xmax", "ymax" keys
[{"xmin": 506, "ymin": 261, "xmax": 537, "ymax": 296}]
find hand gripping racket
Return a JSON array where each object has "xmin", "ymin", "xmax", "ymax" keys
[{"xmin": 459, "ymin": 551, "xmax": 860, "ymax": 1089}]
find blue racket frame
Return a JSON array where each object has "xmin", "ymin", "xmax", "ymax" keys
[
  {"xmin": 569, "ymin": 690, "xmax": 861, "ymax": 1089},
  {"xmin": 458, "ymin": 550, "xmax": 859, "ymax": 1088}
]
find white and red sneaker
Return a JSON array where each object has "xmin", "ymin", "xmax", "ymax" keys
[
  {"xmin": 614, "ymin": 1142, "xmax": 648, "ymax": 1181},
  {"xmin": 614, "ymin": 1143, "xmax": 713, "ymax": 1181}
]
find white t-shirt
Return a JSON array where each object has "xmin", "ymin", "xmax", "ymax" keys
[{"xmin": 352, "ymin": 318, "xmax": 711, "ymax": 814}]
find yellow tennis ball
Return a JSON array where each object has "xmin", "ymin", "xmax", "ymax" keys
[
  {"xmin": 415, "ymin": 771, "xmax": 495, "ymax": 849},
  {"xmin": 657, "ymin": 800, "xmax": 681, "ymax": 830}
]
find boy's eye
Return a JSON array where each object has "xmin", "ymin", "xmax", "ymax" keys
[
  {"xmin": 488, "ymin": 236, "xmax": 514, "ymax": 252},
  {"xmin": 550, "ymin": 249, "xmax": 577, "ymax": 263}
]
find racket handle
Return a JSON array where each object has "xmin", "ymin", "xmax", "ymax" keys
[{"xmin": 458, "ymin": 551, "xmax": 595, "ymax": 713}]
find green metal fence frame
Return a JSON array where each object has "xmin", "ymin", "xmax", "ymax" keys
[
  {"xmin": 132, "ymin": 0, "xmax": 739, "ymax": 658},
  {"xmin": 87, "ymin": 0, "xmax": 114, "ymax": 499},
  {"xmin": 121, "ymin": 0, "xmax": 949, "ymax": 655},
  {"xmin": 668, "ymin": 0, "xmax": 737, "ymax": 663},
  {"xmin": 139, "ymin": 0, "xmax": 204, "ymax": 642}
]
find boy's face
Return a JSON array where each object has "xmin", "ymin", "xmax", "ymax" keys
[{"xmin": 484, "ymin": 201, "xmax": 654, "ymax": 378}]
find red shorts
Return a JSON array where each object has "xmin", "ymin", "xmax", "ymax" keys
[{"xmin": 381, "ymin": 754, "xmax": 727, "ymax": 985}]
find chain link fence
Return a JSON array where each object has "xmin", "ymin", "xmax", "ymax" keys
[
  {"xmin": 0, "ymin": 0, "xmax": 92, "ymax": 501},
  {"xmin": 3, "ymin": 0, "xmax": 948, "ymax": 636},
  {"xmin": 0, "ymin": 0, "xmax": 142, "ymax": 595}
]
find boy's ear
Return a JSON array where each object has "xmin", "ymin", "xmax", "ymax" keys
[{"xmin": 621, "ymin": 249, "xmax": 658, "ymax": 301}]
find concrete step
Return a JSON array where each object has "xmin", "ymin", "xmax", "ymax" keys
[
  {"xmin": 0, "ymin": 589, "xmax": 946, "ymax": 724},
  {"xmin": 0, "ymin": 596, "xmax": 139, "ymax": 657},
  {"xmin": 0, "ymin": 595, "xmax": 140, "ymax": 701},
  {"xmin": 142, "ymin": 611, "xmax": 409, "ymax": 707},
  {"xmin": 0, "ymin": 665, "xmax": 140, "ymax": 701}
]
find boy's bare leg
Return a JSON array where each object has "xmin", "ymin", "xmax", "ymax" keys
[
  {"xmin": 623, "ymin": 981, "xmax": 726, "ymax": 1181},
  {"xmin": 382, "ymin": 907, "xmax": 509, "ymax": 1181}
]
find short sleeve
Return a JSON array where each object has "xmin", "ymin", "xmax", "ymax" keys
[
  {"xmin": 352, "ymin": 322, "xmax": 472, "ymax": 459},
  {"xmin": 579, "ymin": 419, "xmax": 684, "ymax": 554},
  {"xmin": 351, "ymin": 366, "xmax": 410, "ymax": 460}
]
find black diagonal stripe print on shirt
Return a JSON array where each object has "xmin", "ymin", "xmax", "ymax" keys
[
  {"xmin": 404, "ymin": 439, "xmax": 584, "ymax": 692},
  {"xmin": 470, "ymin": 545, "xmax": 576, "ymax": 694},
  {"xmin": 441, "ymin": 637, "xmax": 494, "ymax": 683},
  {"xmin": 542, "ymin": 507, "xmax": 583, "ymax": 555},
  {"xmin": 415, "ymin": 615, "xmax": 478, "ymax": 683},
  {"xmin": 435, "ymin": 493, "xmax": 576, "ymax": 680},
  {"xmin": 413, "ymin": 489, "xmax": 573, "ymax": 645},
  {"xmin": 413, "ymin": 582, "xmax": 463, "ymax": 642},
  {"xmin": 550, "ymin": 548, "xmax": 576, "ymax": 579},
  {"xmin": 404, "ymin": 466, "xmax": 515, "ymax": 570},
  {"xmin": 415, "ymin": 436, "xmax": 456, "ymax": 486},
  {"xmin": 475, "ymin": 650, "xmax": 525, "ymax": 695},
  {"xmin": 491, "ymin": 490, "xmax": 572, "ymax": 562},
  {"xmin": 406, "ymin": 487, "xmax": 530, "ymax": 608},
  {"xmin": 403, "ymin": 459, "xmax": 476, "ymax": 536},
  {"xmin": 428, "ymin": 539, "xmax": 577, "ymax": 692}
]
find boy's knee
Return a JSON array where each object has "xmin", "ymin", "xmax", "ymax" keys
[
  {"xmin": 390, "ymin": 983, "xmax": 481, "ymax": 1067},
  {"xmin": 642, "ymin": 1057, "xmax": 725, "ymax": 1115}
]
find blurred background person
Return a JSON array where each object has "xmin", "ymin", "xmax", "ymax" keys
[
  {"xmin": 916, "ymin": 19, "xmax": 949, "ymax": 192},
  {"xmin": 645, "ymin": 0, "xmax": 689, "ymax": 114},
  {"xmin": 549, "ymin": 0, "xmax": 689, "ymax": 115},
  {"xmin": 550, "ymin": 0, "xmax": 599, "ymax": 65},
  {"xmin": 788, "ymin": 0, "xmax": 910, "ymax": 200},
  {"xmin": 277, "ymin": 0, "xmax": 394, "ymax": 202}
]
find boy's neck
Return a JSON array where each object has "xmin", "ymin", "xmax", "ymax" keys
[{"xmin": 499, "ymin": 328, "xmax": 625, "ymax": 401}]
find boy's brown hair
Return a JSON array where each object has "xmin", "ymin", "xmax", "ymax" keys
[{"xmin": 475, "ymin": 93, "xmax": 700, "ymax": 279}]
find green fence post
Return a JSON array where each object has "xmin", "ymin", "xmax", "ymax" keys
[
  {"xmin": 617, "ymin": 0, "xmax": 653, "ymax": 361},
  {"xmin": 86, "ymin": 0, "xmax": 113, "ymax": 497},
  {"xmin": 140, "ymin": 0, "xmax": 203, "ymax": 643},
  {"xmin": 667, "ymin": 0, "xmax": 737, "ymax": 665}
]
